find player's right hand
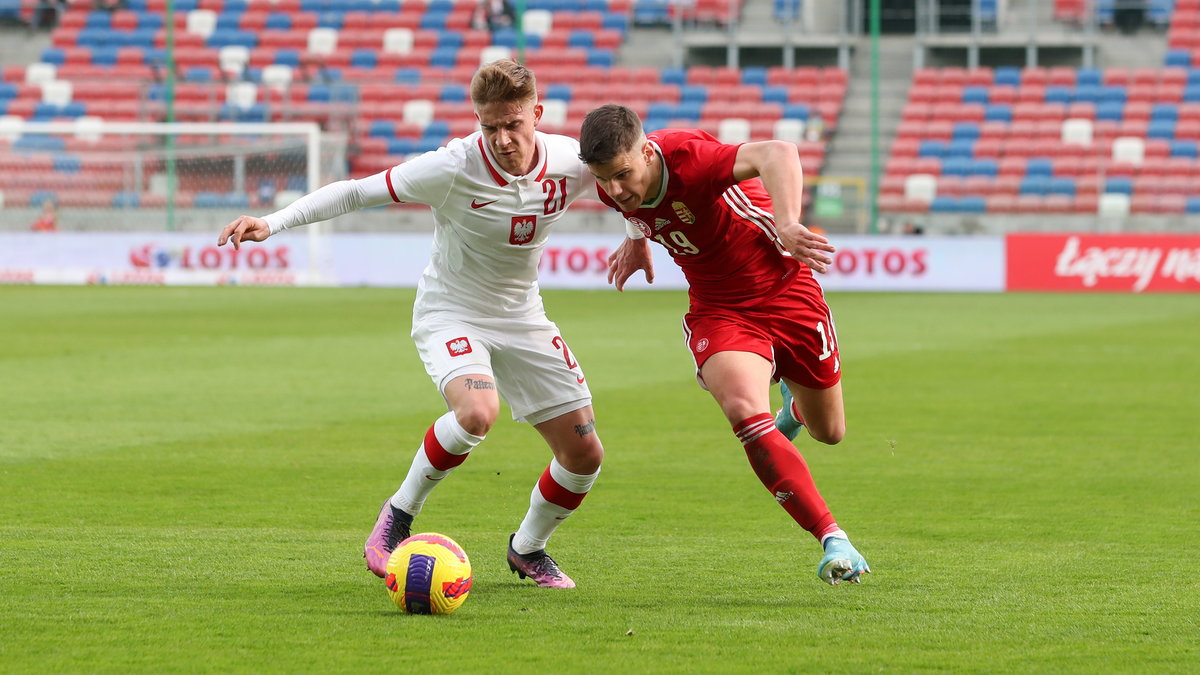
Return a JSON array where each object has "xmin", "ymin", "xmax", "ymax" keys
[
  {"xmin": 218, "ymin": 215, "xmax": 271, "ymax": 250},
  {"xmin": 607, "ymin": 236, "xmax": 655, "ymax": 292}
]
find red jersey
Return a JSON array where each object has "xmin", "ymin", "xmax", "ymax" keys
[{"xmin": 597, "ymin": 129, "xmax": 812, "ymax": 309}]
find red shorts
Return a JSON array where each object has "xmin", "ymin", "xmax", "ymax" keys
[{"xmin": 681, "ymin": 277, "xmax": 841, "ymax": 390}]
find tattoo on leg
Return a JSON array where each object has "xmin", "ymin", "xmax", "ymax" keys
[
  {"xmin": 574, "ymin": 418, "xmax": 596, "ymax": 437},
  {"xmin": 462, "ymin": 378, "xmax": 495, "ymax": 391}
]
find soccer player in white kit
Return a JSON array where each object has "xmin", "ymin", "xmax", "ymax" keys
[{"xmin": 217, "ymin": 60, "xmax": 604, "ymax": 588}]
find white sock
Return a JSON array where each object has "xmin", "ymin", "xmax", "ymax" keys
[
  {"xmin": 391, "ymin": 411, "xmax": 483, "ymax": 516},
  {"xmin": 512, "ymin": 459, "xmax": 599, "ymax": 555},
  {"xmin": 820, "ymin": 529, "xmax": 849, "ymax": 547}
]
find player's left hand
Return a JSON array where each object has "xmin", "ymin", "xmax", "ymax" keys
[
  {"xmin": 607, "ymin": 236, "xmax": 655, "ymax": 292},
  {"xmin": 777, "ymin": 222, "xmax": 836, "ymax": 274}
]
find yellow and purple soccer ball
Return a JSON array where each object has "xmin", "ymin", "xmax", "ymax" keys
[{"xmin": 385, "ymin": 533, "xmax": 473, "ymax": 615}]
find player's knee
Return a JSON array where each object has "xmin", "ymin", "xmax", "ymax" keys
[
  {"xmin": 560, "ymin": 435, "xmax": 604, "ymax": 474},
  {"xmin": 454, "ymin": 402, "xmax": 498, "ymax": 436},
  {"xmin": 807, "ymin": 421, "xmax": 845, "ymax": 445}
]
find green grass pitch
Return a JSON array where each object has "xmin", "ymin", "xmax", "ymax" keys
[{"xmin": 2, "ymin": 286, "xmax": 1197, "ymax": 672}]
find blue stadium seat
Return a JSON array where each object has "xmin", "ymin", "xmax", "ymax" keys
[
  {"xmin": 1096, "ymin": 101, "xmax": 1124, "ymax": 121},
  {"xmin": 952, "ymin": 122, "xmax": 980, "ymax": 140},
  {"xmin": 1171, "ymin": 140, "xmax": 1199, "ymax": 158},
  {"xmin": 1025, "ymin": 158, "xmax": 1054, "ymax": 176},
  {"xmin": 782, "ymin": 103, "xmax": 810, "ymax": 120},
  {"xmin": 970, "ymin": 159, "xmax": 998, "ymax": 177},
  {"xmin": 679, "ymin": 85, "xmax": 707, "ymax": 103},
  {"xmin": 1099, "ymin": 86, "xmax": 1127, "ymax": 104},
  {"xmin": 1076, "ymin": 68, "xmax": 1102, "ymax": 87},
  {"xmin": 351, "ymin": 49, "xmax": 377, "ymax": 68},
  {"xmin": 275, "ymin": 49, "xmax": 301, "ymax": 67},
  {"xmin": 994, "ymin": 67, "xmax": 1021, "ymax": 86},
  {"xmin": 1165, "ymin": 50, "xmax": 1190, "ymax": 68},
  {"xmin": 1147, "ymin": 119, "xmax": 1176, "ymax": 139},
  {"xmin": 983, "ymin": 104, "xmax": 1012, "ymax": 122},
  {"xmin": 587, "ymin": 50, "xmax": 615, "ymax": 67},
  {"xmin": 1048, "ymin": 177, "xmax": 1076, "ymax": 197},
  {"xmin": 112, "ymin": 192, "xmax": 141, "ymax": 208},
  {"xmin": 317, "ymin": 12, "xmax": 344, "ymax": 29},
  {"xmin": 41, "ymin": 48, "xmax": 66, "ymax": 65},
  {"xmin": 53, "ymin": 155, "xmax": 81, "ymax": 173},
  {"xmin": 1151, "ymin": 103, "xmax": 1178, "ymax": 121},
  {"xmin": 942, "ymin": 157, "xmax": 972, "ymax": 175},
  {"xmin": 1019, "ymin": 176, "xmax": 1049, "ymax": 195},
  {"xmin": 1105, "ymin": 176, "xmax": 1133, "ymax": 195},
  {"xmin": 659, "ymin": 67, "xmax": 686, "ymax": 86},
  {"xmin": 395, "ymin": 68, "xmax": 421, "ymax": 84},
  {"xmin": 946, "ymin": 140, "xmax": 975, "ymax": 159},
  {"xmin": 741, "ymin": 67, "xmax": 767, "ymax": 86},
  {"xmin": 1044, "ymin": 86, "xmax": 1071, "ymax": 104},
  {"xmin": 918, "ymin": 140, "xmax": 946, "ymax": 158},
  {"xmin": 30, "ymin": 191, "xmax": 59, "ymax": 207},
  {"xmin": 761, "ymin": 86, "xmax": 789, "ymax": 105},
  {"xmin": 962, "ymin": 86, "xmax": 989, "ymax": 104},
  {"xmin": 265, "ymin": 13, "xmax": 292, "ymax": 30},
  {"xmin": 440, "ymin": 84, "xmax": 467, "ymax": 102},
  {"xmin": 1187, "ymin": 196, "xmax": 1200, "ymax": 213},
  {"xmin": 91, "ymin": 46, "xmax": 119, "ymax": 66},
  {"xmin": 929, "ymin": 196, "xmax": 960, "ymax": 212},
  {"xmin": 1074, "ymin": 85, "xmax": 1102, "ymax": 104},
  {"xmin": 957, "ymin": 196, "xmax": 987, "ymax": 213},
  {"xmin": 545, "ymin": 83, "xmax": 572, "ymax": 101}
]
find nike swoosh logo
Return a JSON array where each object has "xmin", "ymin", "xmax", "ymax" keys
[{"xmin": 471, "ymin": 199, "xmax": 498, "ymax": 209}]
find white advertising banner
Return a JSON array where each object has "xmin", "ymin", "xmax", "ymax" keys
[{"xmin": 0, "ymin": 232, "xmax": 1005, "ymax": 292}]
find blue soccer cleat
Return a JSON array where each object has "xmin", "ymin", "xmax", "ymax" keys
[
  {"xmin": 774, "ymin": 382, "xmax": 805, "ymax": 441},
  {"xmin": 818, "ymin": 536, "xmax": 871, "ymax": 585}
]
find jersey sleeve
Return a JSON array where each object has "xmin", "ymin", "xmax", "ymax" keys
[
  {"xmin": 263, "ymin": 171, "xmax": 395, "ymax": 234},
  {"xmin": 382, "ymin": 138, "xmax": 466, "ymax": 209}
]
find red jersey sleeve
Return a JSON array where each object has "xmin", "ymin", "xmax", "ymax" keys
[{"xmin": 649, "ymin": 129, "xmax": 741, "ymax": 198}]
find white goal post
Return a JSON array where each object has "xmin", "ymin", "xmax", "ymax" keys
[{"xmin": 0, "ymin": 119, "xmax": 339, "ymax": 284}]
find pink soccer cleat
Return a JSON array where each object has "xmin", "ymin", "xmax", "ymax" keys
[
  {"xmin": 506, "ymin": 534, "xmax": 576, "ymax": 589},
  {"xmin": 364, "ymin": 500, "xmax": 413, "ymax": 578}
]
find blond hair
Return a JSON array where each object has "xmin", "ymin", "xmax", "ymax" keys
[{"xmin": 470, "ymin": 59, "xmax": 538, "ymax": 108}]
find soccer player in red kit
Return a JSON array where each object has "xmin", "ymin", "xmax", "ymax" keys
[{"xmin": 578, "ymin": 104, "xmax": 869, "ymax": 585}]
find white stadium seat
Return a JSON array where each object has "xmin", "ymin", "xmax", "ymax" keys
[
  {"xmin": 1061, "ymin": 118, "xmax": 1093, "ymax": 146},
  {"xmin": 40, "ymin": 80, "xmax": 73, "ymax": 106},
  {"xmin": 383, "ymin": 28, "xmax": 414, "ymax": 55},
  {"xmin": 403, "ymin": 99, "xmax": 435, "ymax": 127},
  {"xmin": 186, "ymin": 9, "xmax": 217, "ymax": 39},
  {"xmin": 1111, "ymin": 136, "xmax": 1144, "ymax": 165},
  {"xmin": 219, "ymin": 45, "xmax": 250, "ymax": 77},
  {"xmin": 307, "ymin": 27, "xmax": 338, "ymax": 55},
  {"xmin": 718, "ymin": 118, "xmax": 751, "ymax": 144},
  {"xmin": 1098, "ymin": 192, "xmax": 1131, "ymax": 217},
  {"xmin": 904, "ymin": 173, "xmax": 938, "ymax": 204},
  {"xmin": 773, "ymin": 118, "xmax": 806, "ymax": 143}
]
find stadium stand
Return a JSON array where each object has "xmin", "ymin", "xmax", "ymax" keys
[
  {"xmin": 0, "ymin": 0, "xmax": 842, "ymax": 214},
  {"xmin": 880, "ymin": 53, "xmax": 1200, "ymax": 216}
]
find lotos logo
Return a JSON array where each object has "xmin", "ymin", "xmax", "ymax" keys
[
  {"xmin": 442, "ymin": 575, "xmax": 473, "ymax": 599},
  {"xmin": 446, "ymin": 337, "xmax": 472, "ymax": 357},
  {"xmin": 130, "ymin": 243, "xmax": 290, "ymax": 270},
  {"xmin": 672, "ymin": 201, "xmax": 695, "ymax": 224},
  {"xmin": 627, "ymin": 217, "xmax": 652, "ymax": 237},
  {"xmin": 510, "ymin": 215, "xmax": 537, "ymax": 245}
]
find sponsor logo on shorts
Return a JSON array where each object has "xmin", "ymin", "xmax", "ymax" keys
[
  {"xmin": 446, "ymin": 337, "xmax": 472, "ymax": 356},
  {"xmin": 672, "ymin": 201, "xmax": 695, "ymax": 224},
  {"xmin": 627, "ymin": 217, "xmax": 652, "ymax": 238},
  {"xmin": 510, "ymin": 215, "xmax": 537, "ymax": 245},
  {"xmin": 774, "ymin": 490, "xmax": 794, "ymax": 503},
  {"xmin": 696, "ymin": 338, "xmax": 709, "ymax": 352}
]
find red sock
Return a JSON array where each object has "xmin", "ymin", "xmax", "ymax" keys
[{"xmin": 734, "ymin": 413, "xmax": 838, "ymax": 540}]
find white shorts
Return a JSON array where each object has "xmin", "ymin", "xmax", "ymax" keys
[{"xmin": 411, "ymin": 312, "xmax": 592, "ymax": 425}]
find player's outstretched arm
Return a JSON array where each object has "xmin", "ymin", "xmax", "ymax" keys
[
  {"xmin": 732, "ymin": 141, "xmax": 835, "ymax": 274},
  {"xmin": 607, "ymin": 236, "xmax": 655, "ymax": 292},
  {"xmin": 218, "ymin": 215, "xmax": 271, "ymax": 250}
]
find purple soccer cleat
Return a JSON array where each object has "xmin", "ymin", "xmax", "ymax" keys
[
  {"xmin": 364, "ymin": 500, "xmax": 412, "ymax": 578},
  {"xmin": 506, "ymin": 534, "xmax": 576, "ymax": 589}
]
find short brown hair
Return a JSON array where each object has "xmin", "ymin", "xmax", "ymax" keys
[
  {"xmin": 470, "ymin": 59, "xmax": 537, "ymax": 107},
  {"xmin": 578, "ymin": 104, "xmax": 644, "ymax": 165}
]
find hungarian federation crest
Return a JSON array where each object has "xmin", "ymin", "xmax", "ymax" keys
[{"xmin": 671, "ymin": 201, "xmax": 696, "ymax": 224}]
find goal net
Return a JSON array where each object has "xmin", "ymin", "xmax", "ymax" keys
[
  {"xmin": 0, "ymin": 119, "xmax": 347, "ymax": 285},
  {"xmin": 0, "ymin": 119, "xmax": 339, "ymax": 231}
]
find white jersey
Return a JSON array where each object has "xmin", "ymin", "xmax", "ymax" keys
[
  {"xmin": 390, "ymin": 131, "xmax": 596, "ymax": 319},
  {"xmin": 264, "ymin": 130, "xmax": 598, "ymax": 319}
]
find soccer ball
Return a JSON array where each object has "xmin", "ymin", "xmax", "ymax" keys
[{"xmin": 385, "ymin": 533, "xmax": 473, "ymax": 615}]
